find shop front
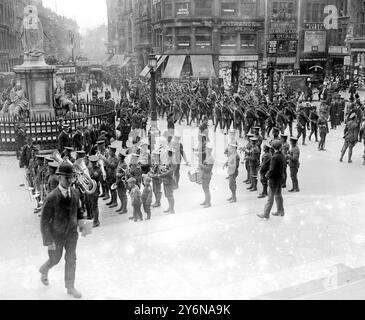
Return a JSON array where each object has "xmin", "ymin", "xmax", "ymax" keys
[{"xmin": 218, "ymin": 55, "xmax": 259, "ymax": 91}]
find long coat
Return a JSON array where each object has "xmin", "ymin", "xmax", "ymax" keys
[{"xmin": 40, "ymin": 187, "xmax": 84, "ymax": 246}]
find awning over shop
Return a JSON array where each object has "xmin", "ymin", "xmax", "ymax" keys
[
  {"xmin": 106, "ymin": 54, "xmax": 125, "ymax": 67},
  {"xmin": 139, "ymin": 55, "xmax": 168, "ymax": 78},
  {"xmin": 162, "ymin": 55, "xmax": 186, "ymax": 79},
  {"xmin": 121, "ymin": 57, "xmax": 131, "ymax": 68},
  {"xmin": 191, "ymin": 55, "xmax": 217, "ymax": 79}
]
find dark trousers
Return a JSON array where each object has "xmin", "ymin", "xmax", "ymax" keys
[
  {"xmin": 297, "ymin": 126, "xmax": 306, "ymax": 143},
  {"xmin": 319, "ymin": 132, "xmax": 327, "ymax": 149},
  {"xmin": 260, "ymin": 175, "xmax": 268, "ymax": 194},
  {"xmin": 202, "ymin": 176, "xmax": 212, "ymax": 205},
  {"xmin": 40, "ymin": 233, "xmax": 78, "ymax": 289},
  {"xmin": 263, "ymin": 183, "xmax": 284, "ymax": 217},
  {"xmin": 117, "ymin": 187, "xmax": 128, "ymax": 211},
  {"xmin": 290, "ymin": 166, "xmax": 299, "ymax": 190},
  {"xmin": 142, "ymin": 201, "xmax": 151, "ymax": 219},
  {"xmin": 152, "ymin": 179, "xmax": 162, "ymax": 204},
  {"xmin": 309, "ymin": 124, "xmax": 318, "ymax": 141},
  {"xmin": 282, "ymin": 166, "xmax": 287, "ymax": 187}
]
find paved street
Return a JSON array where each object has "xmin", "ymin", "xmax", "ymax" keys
[{"xmin": 0, "ymin": 114, "xmax": 365, "ymax": 300}]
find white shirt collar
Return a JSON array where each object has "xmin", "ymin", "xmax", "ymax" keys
[{"xmin": 58, "ymin": 184, "xmax": 71, "ymax": 198}]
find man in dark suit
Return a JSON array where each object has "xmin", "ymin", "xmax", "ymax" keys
[
  {"xmin": 257, "ymin": 140, "xmax": 286, "ymax": 220},
  {"xmin": 72, "ymin": 125, "xmax": 84, "ymax": 151},
  {"xmin": 39, "ymin": 162, "xmax": 85, "ymax": 299}
]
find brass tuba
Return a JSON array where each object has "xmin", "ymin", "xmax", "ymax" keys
[{"xmin": 73, "ymin": 159, "xmax": 97, "ymax": 195}]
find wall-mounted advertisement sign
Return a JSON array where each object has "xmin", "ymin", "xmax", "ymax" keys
[{"xmin": 304, "ymin": 31, "xmax": 326, "ymax": 53}]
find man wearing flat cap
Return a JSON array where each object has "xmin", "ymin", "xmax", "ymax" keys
[{"xmin": 39, "ymin": 162, "xmax": 85, "ymax": 299}]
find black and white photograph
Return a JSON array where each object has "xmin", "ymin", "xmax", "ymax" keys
[{"xmin": 1, "ymin": 0, "xmax": 365, "ymax": 304}]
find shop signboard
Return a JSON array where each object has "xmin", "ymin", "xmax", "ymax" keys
[
  {"xmin": 304, "ymin": 23, "xmax": 325, "ymax": 30},
  {"xmin": 304, "ymin": 31, "xmax": 327, "ymax": 53},
  {"xmin": 219, "ymin": 55, "xmax": 258, "ymax": 62},
  {"xmin": 329, "ymin": 46, "xmax": 348, "ymax": 55}
]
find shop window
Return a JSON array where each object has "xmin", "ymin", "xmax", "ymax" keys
[
  {"xmin": 195, "ymin": 0, "xmax": 213, "ymax": 16},
  {"xmin": 163, "ymin": 1, "xmax": 173, "ymax": 18},
  {"xmin": 220, "ymin": 34, "xmax": 237, "ymax": 48},
  {"xmin": 164, "ymin": 28, "xmax": 173, "ymax": 51},
  {"xmin": 196, "ymin": 27, "xmax": 212, "ymax": 50},
  {"xmin": 221, "ymin": 2, "xmax": 238, "ymax": 16},
  {"xmin": 176, "ymin": 36, "xmax": 191, "ymax": 49},
  {"xmin": 176, "ymin": 1, "xmax": 190, "ymax": 16},
  {"xmin": 240, "ymin": 34, "xmax": 256, "ymax": 48},
  {"xmin": 240, "ymin": 0, "xmax": 256, "ymax": 18}
]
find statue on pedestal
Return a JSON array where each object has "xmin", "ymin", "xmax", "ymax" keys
[{"xmin": 20, "ymin": 5, "xmax": 45, "ymax": 60}]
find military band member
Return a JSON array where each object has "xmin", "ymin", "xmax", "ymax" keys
[
  {"xmin": 158, "ymin": 147, "xmax": 177, "ymax": 214},
  {"xmin": 258, "ymin": 143, "xmax": 272, "ymax": 199},
  {"xmin": 116, "ymin": 150, "xmax": 128, "ymax": 214},
  {"xmin": 72, "ymin": 125, "xmax": 83, "ymax": 151},
  {"xmin": 224, "ymin": 143, "xmax": 240, "ymax": 203},
  {"xmin": 58, "ymin": 124, "xmax": 71, "ymax": 153},
  {"xmin": 247, "ymin": 137, "xmax": 261, "ymax": 192},
  {"xmin": 88, "ymin": 155, "xmax": 102, "ymax": 227},
  {"xmin": 61, "ymin": 147, "xmax": 75, "ymax": 163},
  {"xmin": 280, "ymin": 134, "xmax": 290, "ymax": 189},
  {"xmin": 47, "ymin": 162, "xmax": 59, "ymax": 194},
  {"xmin": 149, "ymin": 150, "xmax": 163, "ymax": 208},
  {"xmin": 288, "ymin": 137, "xmax": 301, "ymax": 193},
  {"xmin": 199, "ymin": 144, "xmax": 214, "ymax": 208},
  {"xmin": 105, "ymin": 145, "xmax": 119, "ymax": 208}
]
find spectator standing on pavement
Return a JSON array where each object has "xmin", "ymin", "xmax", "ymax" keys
[{"xmin": 257, "ymin": 140, "xmax": 286, "ymax": 220}]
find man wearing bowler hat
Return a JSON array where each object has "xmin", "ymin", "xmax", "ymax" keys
[{"xmin": 39, "ymin": 162, "xmax": 85, "ymax": 299}]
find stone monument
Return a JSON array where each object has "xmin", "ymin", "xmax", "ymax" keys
[{"xmin": 13, "ymin": 5, "xmax": 57, "ymax": 117}]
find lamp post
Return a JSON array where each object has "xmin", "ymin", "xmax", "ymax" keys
[
  {"xmin": 148, "ymin": 54, "xmax": 158, "ymax": 153},
  {"xmin": 267, "ymin": 57, "xmax": 277, "ymax": 103}
]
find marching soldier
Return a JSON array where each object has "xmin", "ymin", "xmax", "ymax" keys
[
  {"xmin": 115, "ymin": 149, "xmax": 128, "ymax": 214},
  {"xmin": 280, "ymin": 134, "xmax": 290, "ymax": 188},
  {"xmin": 308, "ymin": 105, "xmax": 319, "ymax": 142},
  {"xmin": 247, "ymin": 137, "xmax": 261, "ymax": 192},
  {"xmin": 288, "ymin": 137, "xmax": 301, "ymax": 193},
  {"xmin": 104, "ymin": 145, "xmax": 119, "ymax": 208},
  {"xmin": 258, "ymin": 143, "xmax": 272, "ymax": 199},
  {"xmin": 149, "ymin": 150, "xmax": 163, "ymax": 208},
  {"xmin": 88, "ymin": 155, "xmax": 102, "ymax": 227},
  {"xmin": 223, "ymin": 142, "xmax": 240, "ymax": 203},
  {"xmin": 297, "ymin": 105, "xmax": 310, "ymax": 146}
]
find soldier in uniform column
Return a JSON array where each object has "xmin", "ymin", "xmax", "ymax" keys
[
  {"xmin": 115, "ymin": 149, "xmax": 128, "ymax": 214},
  {"xmin": 223, "ymin": 143, "xmax": 240, "ymax": 203},
  {"xmin": 308, "ymin": 105, "xmax": 319, "ymax": 142},
  {"xmin": 258, "ymin": 143, "xmax": 272, "ymax": 199},
  {"xmin": 297, "ymin": 105, "xmax": 310, "ymax": 146},
  {"xmin": 199, "ymin": 144, "xmax": 214, "ymax": 208},
  {"xmin": 149, "ymin": 150, "xmax": 163, "ymax": 208},
  {"xmin": 288, "ymin": 137, "xmax": 301, "ymax": 193},
  {"xmin": 104, "ymin": 145, "xmax": 119, "ymax": 208},
  {"xmin": 88, "ymin": 155, "xmax": 102, "ymax": 227},
  {"xmin": 158, "ymin": 147, "xmax": 177, "ymax": 214}
]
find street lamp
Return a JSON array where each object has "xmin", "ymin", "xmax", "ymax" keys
[
  {"xmin": 148, "ymin": 54, "xmax": 158, "ymax": 152},
  {"xmin": 267, "ymin": 56, "xmax": 277, "ymax": 103}
]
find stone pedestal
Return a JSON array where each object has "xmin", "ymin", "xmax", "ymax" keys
[{"xmin": 13, "ymin": 56, "xmax": 57, "ymax": 117}]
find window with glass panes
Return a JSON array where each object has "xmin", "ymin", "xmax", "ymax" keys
[
  {"xmin": 221, "ymin": 33, "xmax": 237, "ymax": 48},
  {"xmin": 195, "ymin": 0, "xmax": 213, "ymax": 16},
  {"xmin": 176, "ymin": 27, "xmax": 191, "ymax": 49},
  {"xmin": 240, "ymin": 34, "xmax": 256, "ymax": 48},
  {"xmin": 240, "ymin": 0, "xmax": 257, "ymax": 18},
  {"xmin": 163, "ymin": 0, "xmax": 173, "ymax": 18},
  {"xmin": 164, "ymin": 28, "xmax": 173, "ymax": 50},
  {"xmin": 196, "ymin": 27, "xmax": 212, "ymax": 50},
  {"xmin": 221, "ymin": 2, "xmax": 238, "ymax": 16}
]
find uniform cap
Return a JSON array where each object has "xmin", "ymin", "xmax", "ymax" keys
[
  {"xmin": 271, "ymin": 140, "xmax": 282, "ymax": 150},
  {"xmin": 48, "ymin": 162, "xmax": 59, "ymax": 169},
  {"xmin": 89, "ymin": 155, "xmax": 99, "ymax": 162},
  {"xmin": 56, "ymin": 162, "xmax": 74, "ymax": 177}
]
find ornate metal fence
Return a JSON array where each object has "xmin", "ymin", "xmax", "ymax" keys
[{"xmin": 0, "ymin": 102, "xmax": 115, "ymax": 151}]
